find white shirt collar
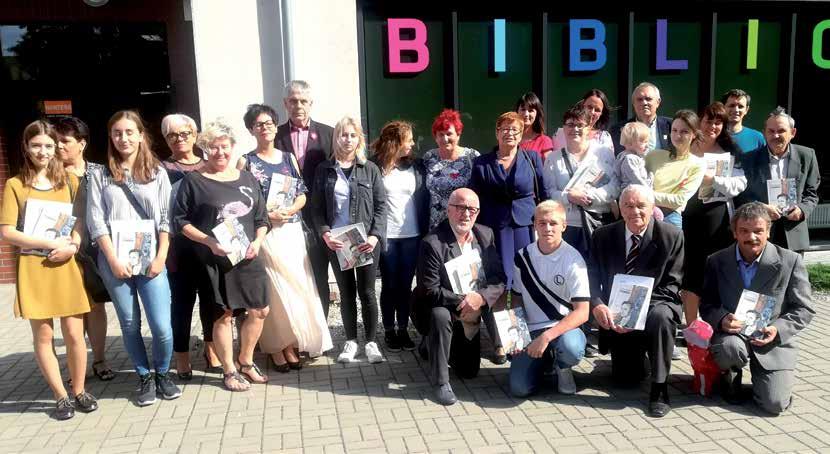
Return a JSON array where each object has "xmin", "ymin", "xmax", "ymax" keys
[{"xmin": 768, "ymin": 144, "xmax": 791, "ymax": 161}]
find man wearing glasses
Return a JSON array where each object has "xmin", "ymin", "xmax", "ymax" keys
[
  {"xmin": 414, "ymin": 188, "xmax": 506, "ymax": 406},
  {"xmin": 275, "ymin": 80, "xmax": 336, "ymax": 316}
]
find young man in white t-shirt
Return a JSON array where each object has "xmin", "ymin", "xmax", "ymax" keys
[{"xmin": 509, "ymin": 200, "xmax": 590, "ymax": 396}]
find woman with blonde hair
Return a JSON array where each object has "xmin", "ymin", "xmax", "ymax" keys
[
  {"xmin": 241, "ymin": 104, "xmax": 332, "ymax": 371},
  {"xmin": 369, "ymin": 120, "xmax": 429, "ymax": 352},
  {"xmin": 86, "ymin": 110, "xmax": 179, "ymax": 406},
  {"xmin": 173, "ymin": 119, "xmax": 272, "ymax": 391},
  {"xmin": 0, "ymin": 120, "xmax": 97, "ymax": 420},
  {"xmin": 312, "ymin": 116, "xmax": 387, "ymax": 363}
]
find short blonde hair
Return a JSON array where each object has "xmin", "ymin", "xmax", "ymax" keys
[
  {"xmin": 332, "ymin": 116, "xmax": 367, "ymax": 163},
  {"xmin": 535, "ymin": 200, "xmax": 566, "ymax": 221},
  {"xmin": 619, "ymin": 121, "xmax": 650, "ymax": 149},
  {"xmin": 196, "ymin": 118, "xmax": 236, "ymax": 153}
]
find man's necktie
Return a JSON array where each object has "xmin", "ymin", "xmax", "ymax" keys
[{"xmin": 625, "ymin": 235, "xmax": 641, "ymax": 274}]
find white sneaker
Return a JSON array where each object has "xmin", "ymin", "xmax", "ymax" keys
[
  {"xmin": 365, "ymin": 341, "xmax": 384, "ymax": 364},
  {"xmin": 338, "ymin": 340, "xmax": 359, "ymax": 363},
  {"xmin": 556, "ymin": 366, "xmax": 577, "ymax": 394}
]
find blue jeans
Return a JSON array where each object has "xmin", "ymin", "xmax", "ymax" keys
[
  {"xmin": 509, "ymin": 327, "xmax": 586, "ymax": 397},
  {"xmin": 98, "ymin": 252, "xmax": 173, "ymax": 377},
  {"xmin": 379, "ymin": 237, "xmax": 419, "ymax": 331},
  {"xmin": 662, "ymin": 211, "xmax": 682, "ymax": 228}
]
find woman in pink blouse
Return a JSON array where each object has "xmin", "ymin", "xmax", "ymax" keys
[{"xmin": 515, "ymin": 92, "xmax": 554, "ymax": 161}]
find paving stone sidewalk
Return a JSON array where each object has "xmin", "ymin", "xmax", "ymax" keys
[{"xmin": 0, "ymin": 284, "xmax": 827, "ymax": 454}]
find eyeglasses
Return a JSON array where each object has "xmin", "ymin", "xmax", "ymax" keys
[
  {"xmin": 449, "ymin": 204, "xmax": 480, "ymax": 215},
  {"xmin": 564, "ymin": 122, "xmax": 587, "ymax": 129},
  {"xmin": 254, "ymin": 120, "xmax": 276, "ymax": 130},
  {"xmin": 498, "ymin": 127, "xmax": 521, "ymax": 136},
  {"xmin": 165, "ymin": 131, "xmax": 193, "ymax": 142}
]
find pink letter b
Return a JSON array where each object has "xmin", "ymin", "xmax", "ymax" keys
[{"xmin": 388, "ymin": 18, "xmax": 430, "ymax": 73}]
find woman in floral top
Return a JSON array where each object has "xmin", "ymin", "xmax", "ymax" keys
[
  {"xmin": 239, "ymin": 104, "xmax": 332, "ymax": 372},
  {"xmin": 423, "ymin": 109, "xmax": 480, "ymax": 231}
]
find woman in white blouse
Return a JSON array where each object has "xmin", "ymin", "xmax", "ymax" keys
[{"xmin": 543, "ymin": 104, "xmax": 619, "ymax": 260}]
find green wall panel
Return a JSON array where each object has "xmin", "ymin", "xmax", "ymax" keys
[
  {"xmin": 632, "ymin": 16, "xmax": 703, "ymax": 119},
  {"xmin": 362, "ymin": 13, "xmax": 448, "ymax": 155},
  {"xmin": 457, "ymin": 18, "xmax": 533, "ymax": 153},
  {"xmin": 713, "ymin": 16, "xmax": 784, "ymax": 131},
  {"xmin": 547, "ymin": 18, "xmax": 623, "ymax": 133}
]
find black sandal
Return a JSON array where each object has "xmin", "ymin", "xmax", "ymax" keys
[
  {"xmin": 92, "ymin": 361, "xmax": 115, "ymax": 381},
  {"xmin": 223, "ymin": 371, "xmax": 250, "ymax": 392},
  {"xmin": 238, "ymin": 362, "xmax": 268, "ymax": 383}
]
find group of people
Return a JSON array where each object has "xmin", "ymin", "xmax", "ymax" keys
[{"xmin": 1, "ymin": 79, "xmax": 816, "ymax": 421}]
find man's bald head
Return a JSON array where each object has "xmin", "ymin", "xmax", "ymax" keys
[
  {"xmin": 447, "ymin": 188, "xmax": 480, "ymax": 235},
  {"xmin": 449, "ymin": 188, "xmax": 478, "ymax": 206}
]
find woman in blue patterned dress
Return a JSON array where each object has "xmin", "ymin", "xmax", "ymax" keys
[{"xmin": 422, "ymin": 109, "xmax": 480, "ymax": 231}]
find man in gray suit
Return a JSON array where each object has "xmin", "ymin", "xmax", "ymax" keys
[
  {"xmin": 735, "ymin": 107, "xmax": 820, "ymax": 253},
  {"xmin": 701, "ymin": 202, "xmax": 814, "ymax": 415}
]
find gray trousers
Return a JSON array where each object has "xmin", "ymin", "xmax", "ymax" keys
[
  {"xmin": 428, "ymin": 307, "xmax": 481, "ymax": 385},
  {"xmin": 710, "ymin": 333, "xmax": 793, "ymax": 415}
]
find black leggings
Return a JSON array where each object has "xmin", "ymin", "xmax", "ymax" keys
[
  {"xmin": 169, "ymin": 269, "xmax": 216, "ymax": 353},
  {"xmin": 329, "ymin": 248, "xmax": 379, "ymax": 342}
]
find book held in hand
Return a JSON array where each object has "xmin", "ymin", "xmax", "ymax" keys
[
  {"xmin": 330, "ymin": 223, "xmax": 373, "ymax": 271},
  {"xmin": 563, "ymin": 157, "xmax": 610, "ymax": 191},
  {"xmin": 212, "ymin": 217, "xmax": 251, "ymax": 266},
  {"xmin": 766, "ymin": 178, "xmax": 797, "ymax": 213},
  {"xmin": 111, "ymin": 220, "xmax": 156, "ymax": 275},
  {"xmin": 22, "ymin": 199, "xmax": 76, "ymax": 256},
  {"xmin": 699, "ymin": 153, "xmax": 733, "ymax": 202},
  {"xmin": 607, "ymin": 274, "xmax": 654, "ymax": 330},
  {"xmin": 734, "ymin": 289, "xmax": 776, "ymax": 339},
  {"xmin": 266, "ymin": 173, "xmax": 298, "ymax": 212},
  {"xmin": 444, "ymin": 249, "xmax": 485, "ymax": 294},
  {"xmin": 494, "ymin": 307, "xmax": 532, "ymax": 352}
]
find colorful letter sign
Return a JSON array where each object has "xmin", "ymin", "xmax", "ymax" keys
[
  {"xmin": 387, "ymin": 18, "xmax": 430, "ymax": 73},
  {"xmin": 813, "ymin": 20, "xmax": 830, "ymax": 69},
  {"xmin": 494, "ymin": 19, "xmax": 506, "ymax": 72},
  {"xmin": 569, "ymin": 19, "xmax": 607, "ymax": 71},
  {"xmin": 656, "ymin": 19, "xmax": 688, "ymax": 70},
  {"xmin": 746, "ymin": 19, "xmax": 759, "ymax": 70}
]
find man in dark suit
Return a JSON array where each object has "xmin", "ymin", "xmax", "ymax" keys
[
  {"xmin": 414, "ymin": 188, "xmax": 506, "ymax": 406},
  {"xmin": 275, "ymin": 80, "xmax": 336, "ymax": 316},
  {"xmin": 735, "ymin": 107, "xmax": 820, "ymax": 253},
  {"xmin": 700, "ymin": 202, "xmax": 814, "ymax": 415},
  {"xmin": 609, "ymin": 82, "xmax": 672, "ymax": 154},
  {"xmin": 588, "ymin": 184, "xmax": 684, "ymax": 418}
]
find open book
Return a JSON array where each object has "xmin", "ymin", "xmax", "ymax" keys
[
  {"xmin": 699, "ymin": 153, "xmax": 733, "ymax": 202},
  {"xmin": 331, "ymin": 223, "xmax": 373, "ymax": 271},
  {"xmin": 607, "ymin": 274, "xmax": 654, "ymax": 330},
  {"xmin": 444, "ymin": 249, "xmax": 485, "ymax": 294},
  {"xmin": 766, "ymin": 178, "xmax": 797, "ymax": 213},
  {"xmin": 111, "ymin": 220, "xmax": 156, "ymax": 275},
  {"xmin": 212, "ymin": 217, "xmax": 251, "ymax": 266},
  {"xmin": 22, "ymin": 199, "xmax": 76, "ymax": 256},
  {"xmin": 735, "ymin": 290, "xmax": 776, "ymax": 339},
  {"xmin": 494, "ymin": 307, "xmax": 532, "ymax": 352},
  {"xmin": 266, "ymin": 173, "xmax": 298, "ymax": 212},
  {"xmin": 563, "ymin": 157, "xmax": 610, "ymax": 191}
]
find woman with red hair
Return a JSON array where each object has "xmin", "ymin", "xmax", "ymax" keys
[{"xmin": 423, "ymin": 109, "xmax": 481, "ymax": 231}]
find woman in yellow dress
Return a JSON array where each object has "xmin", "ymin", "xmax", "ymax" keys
[{"xmin": 0, "ymin": 120, "xmax": 97, "ymax": 420}]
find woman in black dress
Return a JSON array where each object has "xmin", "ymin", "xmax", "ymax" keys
[
  {"xmin": 173, "ymin": 119, "xmax": 271, "ymax": 391},
  {"xmin": 681, "ymin": 102, "xmax": 746, "ymax": 322}
]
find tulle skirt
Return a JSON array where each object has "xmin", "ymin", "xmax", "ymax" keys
[{"xmin": 258, "ymin": 221, "xmax": 333, "ymax": 356}]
